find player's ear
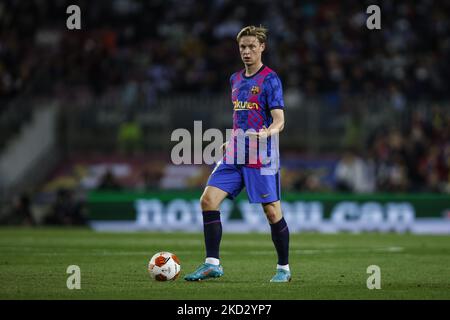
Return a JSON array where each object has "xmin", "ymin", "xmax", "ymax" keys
[{"xmin": 260, "ymin": 42, "xmax": 265, "ymax": 52}]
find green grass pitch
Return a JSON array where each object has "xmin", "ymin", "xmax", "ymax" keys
[{"xmin": 0, "ymin": 228, "xmax": 449, "ymax": 299}]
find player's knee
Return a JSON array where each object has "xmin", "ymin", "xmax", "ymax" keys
[
  {"xmin": 200, "ymin": 194, "xmax": 217, "ymax": 211},
  {"xmin": 265, "ymin": 211, "xmax": 278, "ymax": 223},
  {"xmin": 263, "ymin": 208, "xmax": 276, "ymax": 222},
  {"xmin": 263, "ymin": 203, "xmax": 281, "ymax": 223}
]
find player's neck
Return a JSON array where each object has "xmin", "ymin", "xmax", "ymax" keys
[{"xmin": 244, "ymin": 62, "xmax": 264, "ymax": 77}]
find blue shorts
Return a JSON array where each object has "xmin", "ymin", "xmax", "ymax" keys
[{"xmin": 206, "ymin": 162, "xmax": 281, "ymax": 204}]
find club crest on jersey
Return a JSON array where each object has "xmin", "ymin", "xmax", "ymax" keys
[{"xmin": 251, "ymin": 86, "xmax": 260, "ymax": 95}]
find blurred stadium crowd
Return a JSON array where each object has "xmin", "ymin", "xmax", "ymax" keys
[
  {"xmin": 2, "ymin": 0, "xmax": 450, "ymax": 100},
  {"xmin": 0, "ymin": 0, "xmax": 450, "ymax": 104},
  {"xmin": 1, "ymin": 0, "xmax": 450, "ymax": 224}
]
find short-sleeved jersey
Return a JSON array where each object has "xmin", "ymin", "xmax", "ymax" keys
[{"xmin": 225, "ymin": 65, "xmax": 284, "ymax": 168}]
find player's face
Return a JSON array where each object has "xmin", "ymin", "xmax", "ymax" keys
[{"xmin": 239, "ymin": 36, "xmax": 265, "ymax": 67}]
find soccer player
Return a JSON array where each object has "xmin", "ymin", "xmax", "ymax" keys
[{"xmin": 184, "ymin": 26, "xmax": 290, "ymax": 282}]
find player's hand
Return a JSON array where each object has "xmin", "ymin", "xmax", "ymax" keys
[
  {"xmin": 221, "ymin": 141, "xmax": 229, "ymax": 154},
  {"xmin": 245, "ymin": 126, "xmax": 269, "ymax": 139}
]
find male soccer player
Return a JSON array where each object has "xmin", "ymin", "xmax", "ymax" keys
[{"xmin": 184, "ymin": 26, "xmax": 290, "ymax": 282}]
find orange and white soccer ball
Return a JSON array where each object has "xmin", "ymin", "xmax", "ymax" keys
[{"xmin": 148, "ymin": 252, "xmax": 181, "ymax": 281}]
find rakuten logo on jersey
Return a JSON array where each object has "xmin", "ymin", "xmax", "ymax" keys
[{"xmin": 233, "ymin": 100, "xmax": 260, "ymax": 110}]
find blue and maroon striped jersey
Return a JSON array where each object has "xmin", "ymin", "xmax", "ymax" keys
[{"xmin": 225, "ymin": 65, "xmax": 284, "ymax": 168}]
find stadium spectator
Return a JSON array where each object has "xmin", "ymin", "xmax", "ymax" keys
[
  {"xmin": 335, "ymin": 149, "xmax": 375, "ymax": 193},
  {"xmin": 4, "ymin": 193, "xmax": 36, "ymax": 226},
  {"xmin": 117, "ymin": 115, "xmax": 143, "ymax": 155},
  {"xmin": 137, "ymin": 164, "xmax": 165, "ymax": 191},
  {"xmin": 44, "ymin": 188, "xmax": 86, "ymax": 225},
  {"xmin": 97, "ymin": 169, "xmax": 122, "ymax": 191}
]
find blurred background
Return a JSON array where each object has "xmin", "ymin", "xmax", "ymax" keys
[{"xmin": 0, "ymin": 0, "xmax": 449, "ymax": 229}]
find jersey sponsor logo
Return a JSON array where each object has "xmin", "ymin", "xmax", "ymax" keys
[
  {"xmin": 251, "ymin": 85, "xmax": 260, "ymax": 95},
  {"xmin": 233, "ymin": 100, "xmax": 260, "ymax": 111}
]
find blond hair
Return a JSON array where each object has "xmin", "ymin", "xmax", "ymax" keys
[{"xmin": 236, "ymin": 25, "xmax": 268, "ymax": 44}]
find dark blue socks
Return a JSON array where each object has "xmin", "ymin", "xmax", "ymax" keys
[
  {"xmin": 202, "ymin": 210, "xmax": 222, "ymax": 259},
  {"xmin": 270, "ymin": 217, "xmax": 289, "ymax": 265},
  {"xmin": 203, "ymin": 210, "xmax": 288, "ymax": 265}
]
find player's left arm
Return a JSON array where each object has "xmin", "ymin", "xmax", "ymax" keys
[
  {"xmin": 249, "ymin": 109, "xmax": 283, "ymax": 138},
  {"xmin": 266, "ymin": 108, "xmax": 284, "ymax": 136},
  {"xmin": 247, "ymin": 73, "xmax": 285, "ymax": 138},
  {"xmin": 247, "ymin": 108, "xmax": 284, "ymax": 138}
]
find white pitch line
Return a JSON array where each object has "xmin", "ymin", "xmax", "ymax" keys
[{"xmin": 247, "ymin": 247, "xmax": 405, "ymax": 255}]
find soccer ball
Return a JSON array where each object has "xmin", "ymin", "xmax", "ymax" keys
[{"xmin": 148, "ymin": 251, "xmax": 181, "ymax": 281}]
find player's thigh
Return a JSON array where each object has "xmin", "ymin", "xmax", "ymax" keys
[
  {"xmin": 206, "ymin": 162, "xmax": 245, "ymax": 201},
  {"xmin": 200, "ymin": 186, "xmax": 229, "ymax": 210},
  {"xmin": 242, "ymin": 167, "xmax": 280, "ymax": 204},
  {"xmin": 261, "ymin": 200, "xmax": 283, "ymax": 223}
]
